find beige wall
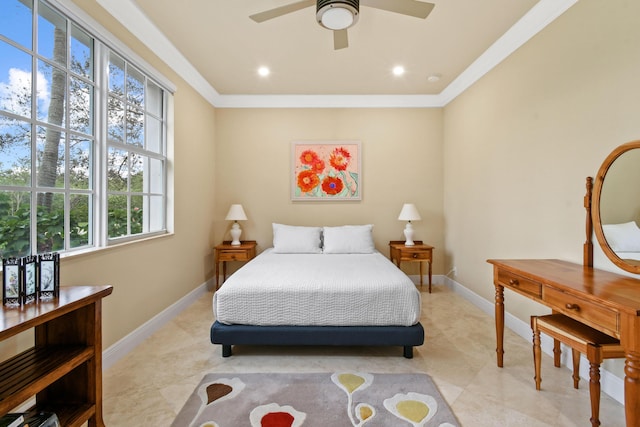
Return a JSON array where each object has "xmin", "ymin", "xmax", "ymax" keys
[
  {"xmin": 214, "ymin": 108, "xmax": 444, "ymax": 276},
  {"xmin": 443, "ymin": 0, "xmax": 640, "ymax": 378},
  {"xmin": 52, "ymin": 0, "xmax": 219, "ymax": 349},
  {"xmin": 11, "ymin": 0, "xmax": 637, "ymax": 384}
]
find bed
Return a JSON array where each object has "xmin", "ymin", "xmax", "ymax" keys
[{"xmin": 210, "ymin": 224, "xmax": 424, "ymax": 358}]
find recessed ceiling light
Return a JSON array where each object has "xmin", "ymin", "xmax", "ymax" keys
[
  {"xmin": 392, "ymin": 66, "xmax": 405, "ymax": 76},
  {"xmin": 427, "ymin": 73, "xmax": 441, "ymax": 83},
  {"xmin": 258, "ymin": 66, "xmax": 270, "ymax": 77}
]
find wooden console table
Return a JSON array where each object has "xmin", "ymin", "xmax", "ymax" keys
[
  {"xmin": 488, "ymin": 259, "xmax": 640, "ymax": 426},
  {"xmin": 0, "ymin": 285, "xmax": 113, "ymax": 427}
]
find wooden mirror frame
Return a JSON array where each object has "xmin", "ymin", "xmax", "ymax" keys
[{"xmin": 591, "ymin": 140, "xmax": 640, "ymax": 274}]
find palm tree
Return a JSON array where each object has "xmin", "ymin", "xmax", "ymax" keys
[{"xmin": 37, "ymin": 27, "xmax": 66, "ymax": 210}]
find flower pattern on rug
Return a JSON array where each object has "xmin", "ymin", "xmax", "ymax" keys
[
  {"xmin": 191, "ymin": 377, "xmax": 246, "ymax": 427},
  {"xmin": 249, "ymin": 403, "xmax": 307, "ymax": 427},
  {"xmin": 331, "ymin": 372, "xmax": 376, "ymax": 426},
  {"xmin": 178, "ymin": 372, "xmax": 459, "ymax": 427},
  {"xmin": 384, "ymin": 392, "xmax": 438, "ymax": 427}
]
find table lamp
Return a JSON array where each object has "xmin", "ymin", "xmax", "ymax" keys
[
  {"xmin": 225, "ymin": 204, "xmax": 247, "ymax": 246},
  {"xmin": 398, "ymin": 203, "xmax": 421, "ymax": 246}
]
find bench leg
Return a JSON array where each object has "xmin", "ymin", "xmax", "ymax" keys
[
  {"xmin": 588, "ymin": 361, "xmax": 602, "ymax": 427},
  {"xmin": 572, "ymin": 348, "xmax": 581, "ymax": 389},
  {"xmin": 553, "ymin": 338, "xmax": 562, "ymax": 367},
  {"xmin": 533, "ymin": 326, "xmax": 542, "ymax": 390}
]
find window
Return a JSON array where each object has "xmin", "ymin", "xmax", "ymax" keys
[{"xmin": 0, "ymin": 0, "xmax": 170, "ymax": 258}]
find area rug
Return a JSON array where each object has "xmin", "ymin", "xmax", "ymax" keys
[{"xmin": 172, "ymin": 372, "xmax": 459, "ymax": 427}]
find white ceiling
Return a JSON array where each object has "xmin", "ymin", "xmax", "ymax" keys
[{"xmin": 96, "ymin": 0, "xmax": 578, "ymax": 107}]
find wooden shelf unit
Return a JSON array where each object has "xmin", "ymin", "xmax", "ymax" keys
[{"xmin": 0, "ymin": 285, "xmax": 113, "ymax": 427}]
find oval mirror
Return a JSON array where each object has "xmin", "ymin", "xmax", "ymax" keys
[{"xmin": 592, "ymin": 140, "xmax": 640, "ymax": 274}]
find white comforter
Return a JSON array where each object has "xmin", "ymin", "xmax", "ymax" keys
[{"xmin": 213, "ymin": 249, "xmax": 421, "ymax": 327}]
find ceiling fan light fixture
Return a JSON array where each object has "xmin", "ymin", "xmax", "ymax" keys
[{"xmin": 316, "ymin": 0, "xmax": 359, "ymax": 30}]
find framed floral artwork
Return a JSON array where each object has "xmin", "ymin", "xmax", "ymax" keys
[{"xmin": 292, "ymin": 141, "xmax": 361, "ymax": 201}]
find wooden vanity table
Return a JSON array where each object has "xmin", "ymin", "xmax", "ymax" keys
[
  {"xmin": 490, "ymin": 140, "xmax": 640, "ymax": 426},
  {"xmin": 489, "ymin": 258, "xmax": 640, "ymax": 426}
]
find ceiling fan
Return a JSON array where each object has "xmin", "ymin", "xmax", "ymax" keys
[{"xmin": 250, "ymin": 0, "xmax": 435, "ymax": 50}]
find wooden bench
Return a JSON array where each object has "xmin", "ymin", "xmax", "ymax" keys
[{"xmin": 531, "ymin": 314, "xmax": 624, "ymax": 427}]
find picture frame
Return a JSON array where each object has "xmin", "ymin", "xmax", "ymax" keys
[
  {"xmin": 291, "ymin": 141, "xmax": 362, "ymax": 201},
  {"xmin": 21, "ymin": 255, "xmax": 38, "ymax": 304},
  {"xmin": 38, "ymin": 253, "xmax": 59, "ymax": 299},
  {"xmin": 2, "ymin": 258, "xmax": 21, "ymax": 306}
]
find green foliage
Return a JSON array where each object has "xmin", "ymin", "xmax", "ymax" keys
[
  {"xmin": 0, "ymin": 201, "xmax": 135, "ymax": 257},
  {"xmin": 0, "ymin": 207, "xmax": 30, "ymax": 258}
]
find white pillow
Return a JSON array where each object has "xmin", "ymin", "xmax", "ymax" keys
[
  {"xmin": 322, "ymin": 225, "xmax": 375, "ymax": 254},
  {"xmin": 602, "ymin": 221, "xmax": 640, "ymax": 252},
  {"xmin": 272, "ymin": 223, "xmax": 322, "ymax": 253}
]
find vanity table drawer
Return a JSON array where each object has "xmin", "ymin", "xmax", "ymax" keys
[
  {"xmin": 544, "ymin": 287, "xmax": 619, "ymax": 336},
  {"xmin": 496, "ymin": 270, "xmax": 542, "ymax": 299}
]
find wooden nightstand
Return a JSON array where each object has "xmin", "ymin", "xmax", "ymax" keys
[
  {"xmin": 214, "ymin": 240, "xmax": 257, "ymax": 289},
  {"xmin": 389, "ymin": 240, "xmax": 434, "ymax": 293}
]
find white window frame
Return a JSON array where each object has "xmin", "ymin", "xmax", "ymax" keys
[{"xmin": 0, "ymin": 0, "xmax": 175, "ymax": 257}]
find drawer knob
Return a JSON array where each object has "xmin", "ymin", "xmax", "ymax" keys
[
  {"xmin": 413, "ymin": 253, "xmax": 418, "ymax": 258},
  {"xmin": 565, "ymin": 303, "xmax": 580, "ymax": 311},
  {"xmin": 509, "ymin": 279, "xmax": 519, "ymax": 286}
]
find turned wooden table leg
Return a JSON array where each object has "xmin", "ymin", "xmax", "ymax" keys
[
  {"xmin": 532, "ymin": 323, "xmax": 542, "ymax": 390},
  {"xmin": 589, "ymin": 361, "xmax": 602, "ymax": 427},
  {"xmin": 222, "ymin": 261, "xmax": 227, "ymax": 284},
  {"xmin": 495, "ymin": 284, "xmax": 505, "ymax": 367},
  {"xmin": 624, "ymin": 351, "xmax": 640, "ymax": 427},
  {"xmin": 215, "ymin": 261, "xmax": 220, "ymax": 290}
]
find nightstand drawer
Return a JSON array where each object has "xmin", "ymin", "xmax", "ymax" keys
[
  {"xmin": 544, "ymin": 287, "xmax": 619, "ymax": 337},
  {"xmin": 218, "ymin": 250, "xmax": 251, "ymax": 262},
  {"xmin": 496, "ymin": 270, "xmax": 542, "ymax": 299},
  {"xmin": 399, "ymin": 250, "xmax": 431, "ymax": 261}
]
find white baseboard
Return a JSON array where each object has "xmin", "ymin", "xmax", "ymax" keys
[
  {"xmin": 102, "ymin": 279, "xmax": 213, "ymax": 371},
  {"xmin": 441, "ymin": 275, "xmax": 624, "ymax": 405}
]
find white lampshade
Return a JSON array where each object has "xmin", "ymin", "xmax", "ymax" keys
[
  {"xmin": 225, "ymin": 204, "xmax": 247, "ymax": 245},
  {"xmin": 398, "ymin": 203, "xmax": 421, "ymax": 246},
  {"xmin": 398, "ymin": 204, "xmax": 421, "ymax": 222},
  {"xmin": 225, "ymin": 204, "xmax": 247, "ymax": 221}
]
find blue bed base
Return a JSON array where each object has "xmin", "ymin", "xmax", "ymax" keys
[{"xmin": 210, "ymin": 321, "xmax": 425, "ymax": 358}]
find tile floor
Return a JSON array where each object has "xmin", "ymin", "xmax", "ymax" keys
[{"xmin": 102, "ymin": 285, "xmax": 625, "ymax": 426}]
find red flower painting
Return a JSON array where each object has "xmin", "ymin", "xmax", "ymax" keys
[{"xmin": 293, "ymin": 142, "xmax": 360, "ymax": 200}]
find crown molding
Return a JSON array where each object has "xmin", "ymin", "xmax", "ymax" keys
[{"xmin": 96, "ymin": 0, "xmax": 578, "ymax": 108}]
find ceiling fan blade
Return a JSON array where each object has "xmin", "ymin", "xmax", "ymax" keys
[
  {"xmin": 361, "ymin": 0, "xmax": 435, "ymax": 19},
  {"xmin": 250, "ymin": 0, "xmax": 315, "ymax": 23},
  {"xmin": 333, "ymin": 29, "xmax": 349, "ymax": 50}
]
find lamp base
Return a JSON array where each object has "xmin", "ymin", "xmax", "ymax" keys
[
  {"xmin": 230, "ymin": 222, "xmax": 242, "ymax": 246},
  {"xmin": 403, "ymin": 222, "xmax": 415, "ymax": 246}
]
